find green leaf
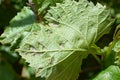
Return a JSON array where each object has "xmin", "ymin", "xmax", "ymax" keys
[
  {"xmin": 93, "ymin": 65, "xmax": 120, "ymax": 80},
  {"xmin": 10, "ymin": 7, "xmax": 36, "ymax": 27},
  {"xmin": 32, "ymin": 0, "xmax": 64, "ymax": 14},
  {"xmin": 0, "ymin": 0, "xmax": 114, "ymax": 80},
  {"xmin": 17, "ymin": 1, "xmax": 114, "ymax": 80},
  {"xmin": 0, "ymin": 6, "xmax": 36, "ymax": 49},
  {"xmin": 45, "ymin": 0, "xmax": 114, "ymax": 41},
  {"xmin": 17, "ymin": 23, "xmax": 88, "ymax": 79}
]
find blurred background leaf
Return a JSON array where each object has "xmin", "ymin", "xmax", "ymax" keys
[
  {"xmin": 93, "ymin": 65, "xmax": 120, "ymax": 80},
  {"xmin": 0, "ymin": 60, "xmax": 18, "ymax": 80}
]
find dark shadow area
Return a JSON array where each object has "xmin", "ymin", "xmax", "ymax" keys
[
  {"xmin": 96, "ymin": 22, "xmax": 116, "ymax": 48},
  {"xmin": 78, "ymin": 54, "xmax": 101, "ymax": 80},
  {"xmin": 0, "ymin": 1, "xmax": 17, "ymax": 27},
  {"xmin": 0, "ymin": 0, "xmax": 28, "ymax": 35}
]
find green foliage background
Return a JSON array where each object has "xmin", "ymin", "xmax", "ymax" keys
[{"xmin": 0, "ymin": 0, "xmax": 120, "ymax": 80}]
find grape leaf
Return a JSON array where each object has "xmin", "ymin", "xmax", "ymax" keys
[
  {"xmin": 0, "ymin": 7, "xmax": 36, "ymax": 49},
  {"xmin": 45, "ymin": 0, "xmax": 114, "ymax": 41},
  {"xmin": 0, "ymin": 0, "xmax": 114, "ymax": 80},
  {"xmin": 17, "ymin": 1, "xmax": 114, "ymax": 80},
  {"xmin": 93, "ymin": 65, "xmax": 120, "ymax": 80}
]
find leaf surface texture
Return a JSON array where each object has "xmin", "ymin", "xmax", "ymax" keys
[{"xmin": 0, "ymin": 0, "xmax": 114, "ymax": 80}]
